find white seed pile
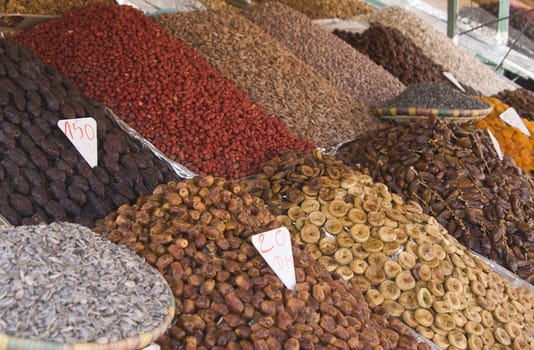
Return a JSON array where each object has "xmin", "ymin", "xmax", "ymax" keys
[
  {"xmin": 0, "ymin": 223, "xmax": 170, "ymax": 343},
  {"xmin": 354, "ymin": 6, "xmax": 516, "ymax": 96}
]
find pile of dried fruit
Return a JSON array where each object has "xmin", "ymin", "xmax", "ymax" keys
[
  {"xmin": 94, "ymin": 176, "xmax": 429, "ymax": 350},
  {"xmin": 267, "ymin": 0, "xmax": 374, "ymax": 19},
  {"xmin": 476, "ymin": 97, "xmax": 534, "ymax": 177},
  {"xmin": 336, "ymin": 120, "xmax": 534, "ymax": 282},
  {"xmin": 241, "ymin": 1, "xmax": 405, "ymax": 107},
  {"xmin": 155, "ymin": 9, "xmax": 374, "ymax": 147},
  {"xmin": 0, "ymin": 40, "xmax": 180, "ymax": 227},
  {"xmin": 496, "ymin": 88, "xmax": 534, "ymax": 121},
  {"xmin": 13, "ymin": 3, "xmax": 313, "ymax": 179},
  {"xmin": 243, "ymin": 150, "xmax": 534, "ymax": 348},
  {"xmin": 0, "ymin": 0, "xmax": 114, "ymax": 14},
  {"xmin": 334, "ymin": 24, "xmax": 479, "ymax": 95},
  {"xmin": 354, "ymin": 6, "xmax": 515, "ymax": 96}
]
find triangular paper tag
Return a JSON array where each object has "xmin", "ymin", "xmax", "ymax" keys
[
  {"xmin": 252, "ymin": 227, "xmax": 296, "ymax": 290},
  {"xmin": 57, "ymin": 118, "xmax": 98, "ymax": 168},
  {"xmin": 487, "ymin": 129, "xmax": 504, "ymax": 161},
  {"xmin": 500, "ymin": 107, "xmax": 531, "ymax": 137}
]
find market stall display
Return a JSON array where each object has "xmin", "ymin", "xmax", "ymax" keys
[
  {"xmin": 480, "ymin": 2, "xmax": 534, "ymax": 42},
  {"xmin": 94, "ymin": 176, "xmax": 430, "ymax": 350},
  {"xmin": 267, "ymin": 0, "xmax": 374, "ymax": 19},
  {"xmin": 0, "ymin": 222, "xmax": 174, "ymax": 348},
  {"xmin": 241, "ymin": 1, "xmax": 405, "ymax": 107},
  {"xmin": 0, "ymin": 40, "xmax": 181, "ymax": 227},
  {"xmin": 336, "ymin": 119, "xmax": 534, "ymax": 283},
  {"xmin": 354, "ymin": 6, "xmax": 516, "ymax": 96},
  {"xmin": 242, "ymin": 150, "xmax": 534, "ymax": 349},
  {"xmin": 13, "ymin": 3, "xmax": 313, "ymax": 179},
  {"xmin": 476, "ymin": 96, "xmax": 534, "ymax": 177},
  {"xmin": 377, "ymin": 82, "xmax": 492, "ymax": 122},
  {"xmin": 496, "ymin": 88, "xmax": 534, "ymax": 121},
  {"xmin": 154, "ymin": 9, "xmax": 377, "ymax": 148},
  {"xmin": 334, "ymin": 24, "xmax": 480, "ymax": 95}
]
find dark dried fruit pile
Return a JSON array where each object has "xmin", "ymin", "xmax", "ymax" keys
[
  {"xmin": 334, "ymin": 24, "xmax": 480, "ymax": 95},
  {"xmin": 94, "ymin": 176, "xmax": 430, "ymax": 350},
  {"xmin": 336, "ymin": 120, "xmax": 534, "ymax": 282},
  {"xmin": 496, "ymin": 88, "xmax": 534, "ymax": 121},
  {"xmin": 13, "ymin": 3, "xmax": 313, "ymax": 179},
  {"xmin": 0, "ymin": 39, "xmax": 180, "ymax": 227}
]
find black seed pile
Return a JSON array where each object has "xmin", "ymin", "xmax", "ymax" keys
[{"xmin": 383, "ymin": 83, "xmax": 491, "ymax": 110}]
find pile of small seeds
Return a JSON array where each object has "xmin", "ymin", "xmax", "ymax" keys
[
  {"xmin": 241, "ymin": 1, "xmax": 406, "ymax": 107},
  {"xmin": 14, "ymin": 3, "xmax": 313, "ymax": 179},
  {"xmin": 334, "ymin": 24, "xmax": 480, "ymax": 95},
  {"xmin": 94, "ymin": 176, "xmax": 430, "ymax": 350},
  {"xmin": 336, "ymin": 120, "xmax": 534, "ymax": 282},
  {"xmin": 476, "ymin": 96, "xmax": 534, "ymax": 177},
  {"xmin": 242, "ymin": 150, "xmax": 534, "ymax": 349},
  {"xmin": 383, "ymin": 83, "xmax": 490, "ymax": 110},
  {"xmin": 0, "ymin": 222, "xmax": 171, "ymax": 343},
  {"xmin": 354, "ymin": 6, "xmax": 515, "ymax": 96},
  {"xmin": 199, "ymin": 0, "xmax": 232, "ymax": 9},
  {"xmin": 154, "ymin": 10, "xmax": 374, "ymax": 148},
  {"xmin": 0, "ymin": 0, "xmax": 114, "ymax": 14},
  {"xmin": 0, "ymin": 40, "xmax": 180, "ymax": 227},
  {"xmin": 496, "ymin": 88, "xmax": 534, "ymax": 121},
  {"xmin": 267, "ymin": 0, "xmax": 374, "ymax": 19}
]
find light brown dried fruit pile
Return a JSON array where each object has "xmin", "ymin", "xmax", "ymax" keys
[
  {"xmin": 242, "ymin": 150, "xmax": 534, "ymax": 349},
  {"xmin": 336, "ymin": 119, "xmax": 534, "ymax": 283},
  {"xmin": 241, "ymin": 1, "xmax": 405, "ymax": 107},
  {"xmin": 95, "ymin": 176, "xmax": 429, "ymax": 350},
  {"xmin": 267, "ymin": 0, "xmax": 374, "ymax": 19},
  {"xmin": 154, "ymin": 10, "xmax": 374, "ymax": 148},
  {"xmin": 0, "ymin": 0, "xmax": 114, "ymax": 14}
]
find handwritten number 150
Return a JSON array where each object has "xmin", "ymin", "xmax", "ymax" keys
[{"xmin": 62, "ymin": 120, "xmax": 95, "ymax": 141}]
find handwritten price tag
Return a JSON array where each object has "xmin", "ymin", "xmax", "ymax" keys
[
  {"xmin": 57, "ymin": 118, "xmax": 98, "ymax": 168},
  {"xmin": 252, "ymin": 227, "xmax": 296, "ymax": 290},
  {"xmin": 500, "ymin": 107, "xmax": 531, "ymax": 137},
  {"xmin": 487, "ymin": 129, "xmax": 504, "ymax": 161}
]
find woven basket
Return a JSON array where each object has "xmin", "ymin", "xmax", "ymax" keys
[{"xmin": 377, "ymin": 105, "xmax": 493, "ymax": 123}]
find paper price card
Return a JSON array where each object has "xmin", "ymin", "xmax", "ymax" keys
[
  {"xmin": 442, "ymin": 72, "xmax": 466, "ymax": 93},
  {"xmin": 500, "ymin": 108, "xmax": 531, "ymax": 137},
  {"xmin": 252, "ymin": 227, "xmax": 296, "ymax": 290},
  {"xmin": 57, "ymin": 118, "xmax": 98, "ymax": 168},
  {"xmin": 487, "ymin": 129, "xmax": 504, "ymax": 161}
]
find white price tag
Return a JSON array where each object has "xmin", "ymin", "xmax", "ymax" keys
[
  {"xmin": 252, "ymin": 227, "xmax": 296, "ymax": 290},
  {"xmin": 499, "ymin": 107, "xmax": 531, "ymax": 137},
  {"xmin": 57, "ymin": 118, "xmax": 98, "ymax": 168},
  {"xmin": 487, "ymin": 129, "xmax": 503, "ymax": 161},
  {"xmin": 442, "ymin": 72, "xmax": 466, "ymax": 93}
]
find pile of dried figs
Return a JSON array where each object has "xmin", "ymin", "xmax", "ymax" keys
[{"xmin": 242, "ymin": 150, "xmax": 534, "ymax": 349}]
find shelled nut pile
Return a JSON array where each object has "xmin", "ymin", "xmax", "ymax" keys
[
  {"xmin": 0, "ymin": 222, "xmax": 171, "ymax": 343},
  {"xmin": 242, "ymin": 1, "xmax": 405, "ymax": 107},
  {"xmin": 336, "ymin": 120, "xmax": 534, "ymax": 283},
  {"xmin": 354, "ymin": 6, "xmax": 515, "ymax": 96},
  {"xmin": 155, "ymin": 9, "xmax": 374, "ymax": 147},
  {"xmin": 334, "ymin": 24, "xmax": 480, "ymax": 95},
  {"xmin": 13, "ymin": 3, "xmax": 313, "ymax": 179},
  {"xmin": 476, "ymin": 96, "xmax": 534, "ymax": 177},
  {"xmin": 270, "ymin": 0, "xmax": 374, "ymax": 19},
  {"xmin": 0, "ymin": 40, "xmax": 180, "ymax": 227},
  {"xmin": 95, "ymin": 176, "xmax": 430, "ymax": 350},
  {"xmin": 242, "ymin": 150, "xmax": 534, "ymax": 349},
  {"xmin": 496, "ymin": 88, "xmax": 534, "ymax": 121}
]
